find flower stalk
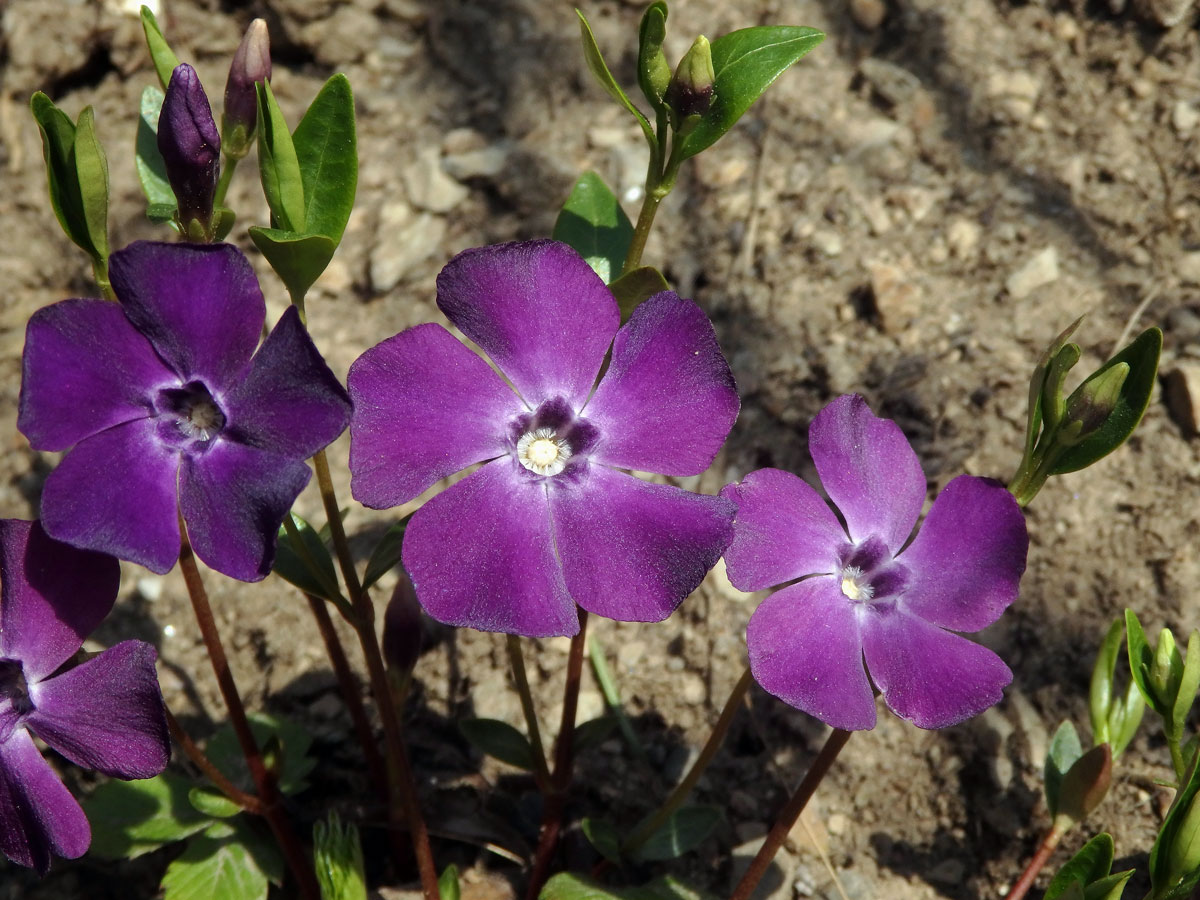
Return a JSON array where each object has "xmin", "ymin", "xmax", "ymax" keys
[
  {"xmin": 164, "ymin": 706, "xmax": 265, "ymax": 815},
  {"xmin": 507, "ymin": 635, "xmax": 552, "ymax": 791},
  {"xmin": 1004, "ymin": 824, "xmax": 1067, "ymax": 900}
]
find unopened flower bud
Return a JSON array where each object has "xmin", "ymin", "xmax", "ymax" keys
[
  {"xmin": 1152, "ymin": 626, "xmax": 1183, "ymax": 707},
  {"xmin": 665, "ymin": 35, "xmax": 715, "ymax": 122},
  {"xmin": 1064, "ymin": 361, "xmax": 1129, "ymax": 439},
  {"xmin": 223, "ymin": 19, "xmax": 271, "ymax": 160},
  {"xmin": 159, "ymin": 64, "xmax": 220, "ymax": 239},
  {"xmin": 382, "ymin": 572, "xmax": 422, "ymax": 675}
]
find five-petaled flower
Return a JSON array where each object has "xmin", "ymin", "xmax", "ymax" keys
[
  {"xmin": 0, "ymin": 519, "xmax": 169, "ymax": 872},
  {"xmin": 18, "ymin": 241, "xmax": 352, "ymax": 581},
  {"xmin": 721, "ymin": 394, "xmax": 1028, "ymax": 730},
  {"xmin": 348, "ymin": 240, "xmax": 739, "ymax": 637}
]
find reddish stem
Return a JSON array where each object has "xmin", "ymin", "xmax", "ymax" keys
[
  {"xmin": 165, "ymin": 706, "xmax": 265, "ymax": 815},
  {"xmin": 1005, "ymin": 825, "xmax": 1065, "ymax": 900}
]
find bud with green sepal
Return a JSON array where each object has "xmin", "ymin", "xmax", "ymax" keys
[
  {"xmin": 223, "ymin": 18, "xmax": 271, "ymax": 162},
  {"xmin": 1149, "ymin": 744, "xmax": 1200, "ymax": 900},
  {"xmin": 1126, "ymin": 610, "xmax": 1200, "ymax": 780},
  {"xmin": 637, "ymin": 2, "xmax": 671, "ymax": 112},
  {"xmin": 1089, "ymin": 618, "xmax": 1145, "ymax": 759},
  {"xmin": 665, "ymin": 35, "xmax": 715, "ymax": 129}
]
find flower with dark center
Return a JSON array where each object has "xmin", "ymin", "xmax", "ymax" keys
[
  {"xmin": 18, "ymin": 241, "xmax": 352, "ymax": 581},
  {"xmin": 0, "ymin": 519, "xmax": 168, "ymax": 873},
  {"xmin": 721, "ymin": 394, "xmax": 1029, "ymax": 730},
  {"xmin": 348, "ymin": 240, "xmax": 739, "ymax": 637}
]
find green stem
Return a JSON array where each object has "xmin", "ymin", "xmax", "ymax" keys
[
  {"xmin": 622, "ymin": 192, "xmax": 664, "ymax": 276},
  {"xmin": 729, "ymin": 729, "xmax": 853, "ymax": 900},
  {"xmin": 215, "ymin": 156, "xmax": 238, "ymax": 208},
  {"xmin": 507, "ymin": 635, "xmax": 552, "ymax": 791},
  {"xmin": 93, "ymin": 257, "xmax": 115, "ymax": 301},
  {"xmin": 623, "ymin": 666, "xmax": 754, "ymax": 856},
  {"xmin": 1169, "ymin": 733, "xmax": 1186, "ymax": 780}
]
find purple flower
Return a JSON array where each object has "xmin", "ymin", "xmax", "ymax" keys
[
  {"xmin": 159, "ymin": 64, "xmax": 220, "ymax": 234},
  {"xmin": 0, "ymin": 519, "xmax": 169, "ymax": 873},
  {"xmin": 348, "ymin": 240, "xmax": 739, "ymax": 637},
  {"xmin": 18, "ymin": 241, "xmax": 352, "ymax": 582},
  {"xmin": 721, "ymin": 394, "xmax": 1028, "ymax": 731}
]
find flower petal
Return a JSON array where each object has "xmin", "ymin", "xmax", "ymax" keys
[
  {"xmin": 348, "ymin": 323, "xmax": 517, "ymax": 509},
  {"xmin": 898, "ymin": 475, "xmax": 1028, "ymax": 632},
  {"xmin": 584, "ymin": 293, "xmax": 739, "ymax": 475},
  {"xmin": 861, "ymin": 605, "xmax": 1011, "ymax": 729},
  {"xmin": 402, "ymin": 459, "xmax": 577, "ymax": 637},
  {"xmin": 0, "ymin": 729, "xmax": 90, "ymax": 873},
  {"xmin": 179, "ymin": 443, "xmax": 311, "ymax": 582},
  {"xmin": 0, "ymin": 520, "xmax": 120, "ymax": 681},
  {"xmin": 27, "ymin": 640, "xmax": 169, "ymax": 779},
  {"xmin": 809, "ymin": 394, "xmax": 926, "ymax": 552},
  {"xmin": 720, "ymin": 468, "xmax": 847, "ymax": 591},
  {"xmin": 549, "ymin": 466, "xmax": 734, "ymax": 622},
  {"xmin": 18, "ymin": 299, "xmax": 173, "ymax": 451},
  {"xmin": 747, "ymin": 577, "xmax": 876, "ymax": 731},
  {"xmin": 223, "ymin": 306, "xmax": 351, "ymax": 458},
  {"xmin": 40, "ymin": 419, "xmax": 181, "ymax": 575},
  {"xmin": 436, "ymin": 241, "xmax": 618, "ymax": 408},
  {"xmin": 109, "ymin": 241, "xmax": 264, "ymax": 388}
]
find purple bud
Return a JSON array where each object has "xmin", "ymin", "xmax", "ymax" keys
[
  {"xmin": 223, "ymin": 18, "xmax": 271, "ymax": 158},
  {"xmin": 158, "ymin": 64, "xmax": 220, "ymax": 235},
  {"xmin": 382, "ymin": 572, "xmax": 423, "ymax": 675}
]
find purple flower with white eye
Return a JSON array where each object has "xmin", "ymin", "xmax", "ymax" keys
[
  {"xmin": 721, "ymin": 394, "xmax": 1028, "ymax": 731},
  {"xmin": 348, "ymin": 240, "xmax": 739, "ymax": 637},
  {"xmin": 0, "ymin": 519, "xmax": 169, "ymax": 873},
  {"xmin": 18, "ymin": 241, "xmax": 352, "ymax": 582}
]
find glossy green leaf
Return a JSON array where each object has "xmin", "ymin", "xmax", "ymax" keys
[
  {"xmin": 363, "ymin": 521, "xmax": 406, "ymax": 591},
  {"xmin": 30, "ymin": 93, "xmax": 96, "ymax": 258},
  {"xmin": 438, "ymin": 865, "xmax": 461, "ymax": 900},
  {"xmin": 205, "ymin": 714, "xmax": 316, "ymax": 796},
  {"xmin": 256, "ymin": 81, "xmax": 305, "ymax": 233},
  {"xmin": 1044, "ymin": 832, "xmax": 1114, "ymax": 900},
  {"xmin": 632, "ymin": 805, "xmax": 722, "ymax": 861},
  {"xmin": 576, "ymin": 10, "xmax": 656, "ymax": 148},
  {"xmin": 273, "ymin": 512, "xmax": 342, "ymax": 604},
  {"xmin": 1172, "ymin": 631, "xmax": 1200, "ymax": 742},
  {"xmin": 1057, "ymin": 744, "xmax": 1112, "ymax": 824},
  {"xmin": 136, "ymin": 85, "xmax": 177, "ymax": 211},
  {"xmin": 248, "ymin": 227, "xmax": 336, "ymax": 303},
  {"xmin": 73, "ymin": 106, "xmax": 109, "ymax": 262},
  {"xmin": 637, "ymin": 3, "xmax": 670, "ymax": 110},
  {"xmin": 1045, "ymin": 720, "xmax": 1083, "ymax": 818},
  {"xmin": 553, "ymin": 171, "xmax": 634, "ymax": 285},
  {"xmin": 1111, "ymin": 680, "xmax": 1145, "ymax": 760},
  {"xmin": 1126, "ymin": 609, "xmax": 1165, "ymax": 716},
  {"xmin": 574, "ymin": 715, "xmax": 619, "ymax": 754},
  {"xmin": 140, "ymin": 5, "xmax": 181, "ymax": 90},
  {"xmin": 679, "ymin": 26, "xmax": 825, "ymax": 160},
  {"xmin": 541, "ymin": 874, "xmax": 717, "ymax": 900},
  {"xmin": 458, "ymin": 718, "xmax": 535, "ymax": 771},
  {"xmin": 609, "ymin": 266, "xmax": 669, "ymax": 320},
  {"xmin": 162, "ymin": 830, "xmax": 270, "ymax": 900},
  {"xmin": 314, "ymin": 813, "xmax": 367, "ymax": 900},
  {"xmin": 187, "ymin": 787, "xmax": 242, "ymax": 819},
  {"xmin": 1051, "ymin": 327, "xmax": 1162, "ymax": 474},
  {"xmin": 1090, "ymin": 619, "xmax": 1125, "ymax": 743},
  {"xmin": 1150, "ymin": 744, "xmax": 1200, "ymax": 898},
  {"xmin": 293, "ymin": 74, "xmax": 358, "ymax": 245},
  {"xmin": 1025, "ymin": 316, "xmax": 1086, "ymax": 460},
  {"xmin": 82, "ymin": 773, "xmax": 212, "ymax": 859},
  {"xmin": 1083, "ymin": 870, "xmax": 1134, "ymax": 900},
  {"xmin": 581, "ymin": 818, "xmax": 623, "ymax": 864}
]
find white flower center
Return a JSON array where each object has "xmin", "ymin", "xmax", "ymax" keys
[
  {"xmin": 517, "ymin": 428, "xmax": 572, "ymax": 476},
  {"xmin": 839, "ymin": 566, "xmax": 874, "ymax": 602},
  {"xmin": 180, "ymin": 398, "xmax": 224, "ymax": 441}
]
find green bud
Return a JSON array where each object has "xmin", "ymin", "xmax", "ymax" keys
[
  {"xmin": 314, "ymin": 812, "xmax": 367, "ymax": 900},
  {"xmin": 1063, "ymin": 362, "xmax": 1129, "ymax": 440},
  {"xmin": 1041, "ymin": 342, "xmax": 1082, "ymax": 434},
  {"xmin": 637, "ymin": 3, "xmax": 671, "ymax": 109},
  {"xmin": 1152, "ymin": 626, "xmax": 1183, "ymax": 709},
  {"xmin": 665, "ymin": 35, "xmax": 715, "ymax": 123}
]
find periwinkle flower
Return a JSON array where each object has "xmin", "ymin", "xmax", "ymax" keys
[
  {"xmin": 348, "ymin": 240, "xmax": 739, "ymax": 637},
  {"xmin": 0, "ymin": 519, "xmax": 169, "ymax": 873},
  {"xmin": 721, "ymin": 394, "xmax": 1028, "ymax": 731},
  {"xmin": 19, "ymin": 241, "xmax": 352, "ymax": 582},
  {"xmin": 159, "ymin": 63, "xmax": 220, "ymax": 236}
]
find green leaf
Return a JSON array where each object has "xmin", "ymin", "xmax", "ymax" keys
[
  {"xmin": 576, "ymin": 10, "xmax": 656, "ymax": 149},
  {"xmin": 1126, "ymin": 609, "xmax": 1166, "ymax": 716},
  {"xmin": 540, "ymin": 874, "xmax": 717, "ymax": 900},
  {"xmin": 256, "ymin": 81, "xmax": 305, "ymax": 233},
  {"xmin": 609, "ymin": 266, "xmax": 669, "ymax": 320},
  {"xmin": 1044, "ymin": 832, "xmax": 1114, "ymax": 900},
  {"xmin": 314, "ymin": 813, "xmax": 367, "ymax": 900},
  {"xmin": 73, "ymin": 106, "xmax": 109, "ymax": 263},
  {"xmin": 205, "ymin": 714, "xmax": 316, "ymax": 796},
  {"xmin": 637, "ymin": 3, "xmax": 671, "ymax": 111},
  {"xmin": 147, "ymin": 202, "xmax": 178, "ymax": 224},
  {"xmin": 187, "ymin": 787, "xmax": 242, "ymax": 819},
  {"xmin": 213, "ymin": 206, "xmax": 237, "ymax": 242},
  {"xmin": 136, "ymin": 85, "xmax": 177, "ymax": 211},
  {"xmin": 1172, "ymin": 631, "xmax": 1200, "ymax": 743},
  {"xmin": 293, "ymin": 74, "xmax": 358, "ymax": 245},
  {"xmin": 588, "ymin": 636, "xmax": 648, "ymax": 764},
  {"xmin": 1151, "ymin": 744, "xmax": 1200, "ymax": 898},
  {"xmin": 581, "ymin": 818, "xmax": 623, "ymax": 864},
  {"xmin": 1051, "ymin": 327, "xmax": 1162, "ymax": 474},
  {"xmin": 30, "ymin": 92, "xmax": 96, "ymax": 258},
  {"xmin": 458, "ymin": 718, "xmax": 535, "ymax": 771},
  {"xmin": 162, "ymin": 831, "xmax": 269, "ymax": 900},
  {"xmin": 363, "ymin": 521, "xmax": 406, "ymax": 592},
  {"xmin": 1045, "ymin": 720, "xmax": 1083, "ymax": 818},
  {"xmin": 1057, "ymin": 744, "xmax": 1112, "ymax": 824},
  {"xmin": 1111, "ymin": 681, "xmax": 1146, "ymax": 760},
  {"xmin": 1090, "ymin": 619, "xmax": 1125, "ymax": 743},
  {"xmin": 553, "ymin": 172, "xmax": 634, "ymax": 285},
  {"xmin": 1084, "ymin": 870, "xmax": 1135, "ymax": 900},
  {"xmin": 679, "ymin": 26, "xmax": 825, "ymax": 160},
  {"xmin": 83, "ymin": 773, "xmax": 212, "ymax": 859},
  {"xmin": 140, "ymin": 5, "xmax": 181, "ymax": 91},
  {"xmin": 248, "ymin": 227, "xmax": 337, "ymax": 303},
  {"xmin": 438, "ymin": 865, "xmax": 461, "ymax": 900},
  {"xmin": 632, "ymin": 805, "xmax": 723, "ymax": 861},
  {"xmin": 274, "ymin": 512, "xmax": 342, "ymax": 604},
  {"xmin": 574, "ymin": 715, "xmax": 619, "ymax": 754}
]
